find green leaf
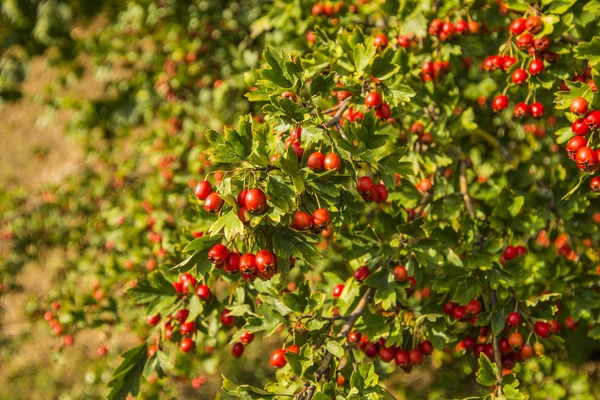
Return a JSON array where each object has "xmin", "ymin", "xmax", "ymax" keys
[
  {"xmin": 184, "ymin": 235, "xmax": 224, "ymax": 253},
  {"xmin": 205, "ymin": 130, "xmax": 246, "ymax": 164},
  {"xmin": 279, "ymin": 146, "xmax": 305, "ymax": 192},
  {"xmin": 352, "ymin": 43, "xmax": 374, "ymax": 73},
  {"xmin": 261, "ymin": 46, "xmax": 293, "ymax": 88},
  {"xmin": 107, "ymin": 344, "xmax": 147, "ymax": 400},
  {"xmin": 546, "ymin": 0, "xmax": 578, "ymax": 14},
  {"xmin": 222, "ymin": 375, "xmax": 276, "ymax": 398},
  {"xmin": 209, "ymin": 210, "xmax": 244, "ymax": 239},
  {"xmin": 187, "ymin": 294, "xmax": 203, "ymax": 322},
  {"xmin": 310, "ymin": 73, "xmax": 334, "ymax": 97},
  {"xmin": 574, "ymin": 37, "xmax": 600, "ymax": 66},
  {"xmin": 476, "ymin": 354, "xmax": 498, "ymax": 387},
  {"xmin": 325, "ymin": 339, "xmax": 345, "ymax": 358}
]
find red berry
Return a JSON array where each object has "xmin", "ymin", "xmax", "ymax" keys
[
  {"xmin": 332, "ymin": 284, "xmax": 344, "ymax": 298},
  {"xmin": 512, "ymin": 69, "xmax": 528, "ymax": 85},
  {"xmin": 196, "ymin": 285, "xmax": 212, "ymax": 301},
  {"xmin": 194, "ymin": 181, "xmax": 212, "ymax": 200},
  {"xmin": 245, "ymin": 189, "xmax": 267, "ymax": 213},
  {"xmin": 354, "ymin": 266, "xmax": 371, "ymax": 282},
  {"xmin": 419, "ymin": 340, "xmax": 434, "ymax": 355},
  {"xmin": 572, "ymin": 119, "xmax": 590, "ymax": 136},
  {"xmin": 510, "ymin": 18, "xmax": 527, "ymax": 35},
  {"xmin": 516, "ymin": 33, "xmax": 533, "ymax": 50},
  {"xmin": 224, "ymin": 252, "xmax": 241, "ymax": 274},
  {"xmin": 516, "ymin": 246, "xmax": 528, "ymax": 256},
  {"xmin": 468, "ymin": 21, "xmax": 480, "ymax": 33},
  {"xmin": 373, "ymin": 184, "xmax": 388, "ymax": 203},
  {"xmin": 506, "ymin": 312, "xmax": 521, "ymax": 326},
  {"xmin": 148, "ymin": 344, "xmax": 158, "ymax": 358},
  {"xmin": 408, "ymin": 349, "xmax": 423, "ymax": 365},
  {"xmin": 232, "ymin": 342, "xmax": 244, "ymax": 358},
  {"xmin": 395, "ymin": 349, "xmax": 409, "ymax": 365},
  {"xmin": 570, "ymin": 97, "xmax": 589, "ymax": 115},
  {"xmin": 307, "ymin": 152, "xmax": 325, "ymax": 171},
  {"xmin": 239, "ymin": 254, "xmax": 257, "ymax": 274},
  {"xmin": 364, "ymin": 92, "xmax": 383, "ymax": 108},
  {"xmin": 530, "ymin": 102, "xmax": 545, "ymax": 119},
  {"xmin": 280, "ymin": 91, "xmax": 297, "ymax": 101},
  {"xmin": 293, "ymin": 211, "xmax": 313, "ymax": 230},
  {"xmin": 462, "ymin": 337, "xmax": 476, "ymax": 351},
  {"xmin": 357, "ymin": 176, "xmax": 374, "ymax": 198},
  {"xmin": 585, "ymin": 110, "xmax": 600, "ymax": 128},
  {"xmin": 443, "ymin": 301, "xmax": 457, "ymax": 315},
  {"xmin": 180, "ymin": 338, "xmax": 194, "ymax": 353},
  {"xmin": 567, "ymin": 136, "xmax": 587, "ymax": 159},
  {"xmin": 375, "ymin": 103, "xmax": 391, "ymax": 119},
  {"xmin": 565, "ymin": 316, "xmax": 578, "ymax": 330},
  {"xmin": 504, "ymin": 246, "xmax": 518, "ymax": 260},
  {"xmin": 534, "ymin": 321, "xmax": 551, "ymax": 337},
  {"xmin": 379, "ymin": 346, "xmax": 395, "ymax": 362},
  {"xmin": 364, "ymin": 342, "xmax": 380, "ymax": 358},
  {"xmin": 576, "ymin": 146, "xmax": 597, "ymax": 168},
  {"xmin": 256, "ymin": 250, "xmax": 277, "ymax": 275},
  {"xmin": 237, "ymin": 189, "xmax": 248, "ymax": 207},
  {"xmin": 454, "ymin": 20, "xmax": 467, "ymax": 33},
  {"xmin": 513, "ymin": 102, "xmax": 530, "ymax": 118},
  {"xmin": 394, "ymin": 265, "xmax": 408, "ymax": 282},
  {"xmin": 453, "ymin": 305, "xmax": 467, "ymax": 319},
  {"xmin": 349, "ymin": 331, "xmax": 361, "ymax": 343},
  {"xmin": 590, "ymin": 176, "xmax": 600, "ymax": 192},
  {"xmin": 374, "ymin": 33, "xmax": 388, "ymax": 49},
  {"xmin": 311, "ymin": 3, "xmax": 323, "ymax": 16},
  {"xmin": 204, "ymin": 193, "xmax": 224, "ymax": 213},
  {"xmin": 323, "ymin": 153, "xmax": 342, "ymax": 171},
  {"xmin": 175, "ymin": 308, "xmax": 189, "ymax": 323},
  {"xmin": 528, "ymin": 59, "xmax": 544, "ymax": 76},
  {"xmin": 220, "ymin": 310, "xmax": 235, "ymax": 327},
  {"xmin": 208, "ymin": 244, "xmax": 229, "ymax": 265},
  {"xmin": 146, "ymin": 314, "xmax": 161, "ymax": 326},
  {"xmin": 240, "ymin": 331, "xmax": 255, "ymax": 345},
  {"xmin": 270, "ymin": 348, "xmax": 287, "ymax": 368},
  {"xmin": 526, "ymin": 16, "xmax": 543, "ymax": 33},
  {"xmin": 465, "ymin": 299, "xmax": 482, "ymax": 315},
  {"xmin": 180, "ymin": 321, "xmax": 197, "ymax": 336},
  {"xmin": 492, "ymin": 95, "xmax": 509, "ymax": 112},
  {"xmin": 508, "ymin": 332, "xmax": 523, "ymax": 348},
  {"xmin": 285, "ymin": 345, "xmax": 300, "ymax": 354},
  {"xmin": 312, "ymin": 208, "xmax": 331, "ymax": 227}
]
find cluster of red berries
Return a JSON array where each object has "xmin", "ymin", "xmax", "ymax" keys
[
  {"xmin": 562, "ymin": 97, "xmax": 600, "ymax": 191},
  {"xmin": 331, "ymin": 265, "xmax": 420, "ymax": 299},
  {"xmin": 171, "ymin": 272, "xmax": 213, "ymax": 300},
  {"xmin": 208, "ymin": 245, "xmax": 279, "ymax": 281},
  {"xmin": 363, "ymin": 91, "xmax": 392, "ymax": 120},
  {"xmin": 500, "ymin": 245, "xmax": 528, "ymax": 264},
  {"xmin": 285, "ymin": 126, "xmax": 304, "ymax": 160},
  {"xmin": 428, "ymin": 18, "xmax": 480, "ymax": 41},
  {"xmin": 311, "ymin": 2, "xmax": 345, "ymax": 18},
  {"xmin": 356, "ymin": 176, "xmax": 389, "ymax": 203},
  {"xmin": 509, "ymin": 16, "xmax": 557, "ymax": 60},
  {"xmin": 269, "ymin": 345, "xmax": 300, "ymax": 368},
  {"xmin": 43, "ymin": 301, "xmax": 74, "ymax": 347},
  {"xmin": 307, "ymin": 151, "xmax": 342, "ymax": 172},
  {"xmin": 350, "ymin": 331, "xmax": 434, "ymax": 372},
  {"xmin": 420, "ymin": 60, "xmax": 451, "ymax": 83},
  {"xmin": 195, "ymin": 181, "xmax": 268, "ymax": 223},
  {"xmin": 292, "ymin": 208, "xmax": 332, "ymax": 232},
  {"xmin": 443, "ymin": 298, "xmax": 482, "ymax": 321},
  {"xmin": 147, "ymin": 307, "xmax": 237, "ymax": 355}
]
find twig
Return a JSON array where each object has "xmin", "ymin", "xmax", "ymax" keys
[
  {"xmin": 414, "ymin": 191, "xmax": 431, "ymax": 216},
  {"xmin": 322, "ymin": 97, "xmax": 351, "ymax": 129},
  {"xmin": 459, "ymin": 160, "xmax": 475, "ymax": 218},
  {"xmin": 489, "ymin": 289, "xmax": 504, "ymax": 395},
  {"xmin": 304, "ymin": 287, "xmax": 374, "ymax": 400},
  {"xmin": 560, "ymin": 33, "xmax": 583, "ymax": 45}
]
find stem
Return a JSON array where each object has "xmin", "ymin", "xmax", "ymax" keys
[
  {"xmin": 304, "ymin": 287, "xmax": 374, "ymax": 400},
  {"xmin": 459, "ymin": 160, "xmax": 475, "ymax": 218},
  {"xmin": 489, "ymin": 289, "xmax": 504, "ymax": 395},
  {"xmin": 322, "ymin": 97, "xmax": 352, "ymax": 129}
]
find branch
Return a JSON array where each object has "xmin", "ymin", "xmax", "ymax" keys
[
  {"xmin": 322, "ymin": 97, "xmax": 351, "ymax": 129},
  {"xmin": 304, "ymin": 287, "xmax": 374, "ymax": 400},
  {"xmin": 489, "ymin": 289, "xmax": 504, "ymax": 395},
  {"xmin": 459, "ymin": 160, "xmax": 475, "ymax": 218},
  {"xmin": 414, "ymin": 191, "xmax": 431, "ymax": 216},
  {"xmin": 560, "ymin": 33, "xmax": 583, "ymax": 45}
]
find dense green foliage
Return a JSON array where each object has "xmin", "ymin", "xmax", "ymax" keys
[{"xmin": 2, "ymin": 0, "xmax": 600, "ymax": 399}]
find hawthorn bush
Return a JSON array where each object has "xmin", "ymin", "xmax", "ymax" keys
[{"xmin": 2, "ymin": 0, "xmax": 600, "ymax": 399}]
